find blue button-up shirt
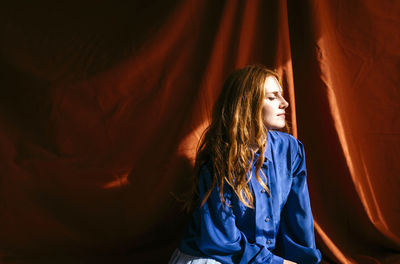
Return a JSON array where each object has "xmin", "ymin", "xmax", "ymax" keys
[{"xmin": 179, "ymin": 131, "xmax": 322, "ymax": 264}]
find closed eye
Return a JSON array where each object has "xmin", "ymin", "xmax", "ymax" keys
[{"xmin": 268, "ymin": 97, "xmax": 276, "ymax": 100}]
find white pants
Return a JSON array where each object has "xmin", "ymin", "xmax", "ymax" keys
[{"xmin": 169, "ymin": 249, "xmax": 222, "ymax": 264}]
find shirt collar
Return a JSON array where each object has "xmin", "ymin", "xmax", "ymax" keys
[
  {"xmin": 265, "ymin": 134, "xmax": 272, "ymax": 162},
  {"xmin": 253, "ymin": 133, "xmax": 272, "ymax": 163}
]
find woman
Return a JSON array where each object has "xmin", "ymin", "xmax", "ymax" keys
[{"xmin": 170, "ymin": 65, "xmax": 321, "ymax": 264}]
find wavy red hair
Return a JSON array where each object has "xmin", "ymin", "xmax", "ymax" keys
[{"xmin": 193, "ymin": 65, "xmax": 284, "ymax": 209}]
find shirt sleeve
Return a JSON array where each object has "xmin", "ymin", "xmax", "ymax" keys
[
  {"xmin": 276, "ymin": 140, "xmax": 322, "ymax": 264},
  {"xmin": 192, "ymin": 164, "xmax": 284, "ymax": 264}
]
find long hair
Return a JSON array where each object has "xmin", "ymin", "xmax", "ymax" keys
[{"xmin": 193, "ymin": 64, "xmax": 282, "ymax": 209}]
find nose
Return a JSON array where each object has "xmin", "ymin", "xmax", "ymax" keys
[{"xmin": 280, "ymin": 98, "xmax": 289, "ymax": 109}]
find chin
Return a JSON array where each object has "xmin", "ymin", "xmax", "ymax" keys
[{"xmin": 267, "ymin": 123, "xmax": 286, "ymax": 130}]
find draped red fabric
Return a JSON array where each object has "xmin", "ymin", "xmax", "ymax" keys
[{"xmin": 0, "ymin": 1, "xmax": 399, "ymax": 263}]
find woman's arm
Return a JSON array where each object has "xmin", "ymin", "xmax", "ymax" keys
[{"xmin": 276, "ymin": 140, "xmax": 321, "ymax": 264}]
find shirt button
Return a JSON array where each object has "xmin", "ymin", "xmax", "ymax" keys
[
  {"xmin": 265, "ymin": 217, "xmax": 270, "ymax": 222},
  {"xmin": 261, "ymin": 189, "xmax": 266, "ymax": 193},
  {"xmin": 267, "ymin": 240, "xmax": 272, "ymax": 244}
]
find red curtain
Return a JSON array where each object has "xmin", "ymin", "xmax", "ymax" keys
[{"xmin": 0, "ymin": 1, "xmax": 399, "ymax": 263}]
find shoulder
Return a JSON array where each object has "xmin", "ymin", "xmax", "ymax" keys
[
  {"xmin": 198, "ymin": 160, "xmax": 212, "ymax": 181},
  {"xmin": 198, "ymin": 159, "xmax": 213, "ymax": 175},
  {"xmin": 268, "ymin": 130, "xmax": 297, "ymax": 143},
  {"xmin": 197, "ymin": 160, "xmax": 233, "ymax": 203},
  {"xmin": 268, "ymin": 130, "xmax": 304, "ymax": 160},
  {"xmin": 198, "ymin": 160, "xmax": 221, "ymax": 191},
  {"xmin": 268, "ymin": 130, "xmax": 302, "ymax": 148}
]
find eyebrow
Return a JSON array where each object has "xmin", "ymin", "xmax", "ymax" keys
[{"xmin": 266, "ymin": 91, "xmax": 283, "ymax": 95}]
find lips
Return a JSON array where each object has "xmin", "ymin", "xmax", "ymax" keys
[{"xmin": 277, "ymin": 113, "xmax": 286, "ymax": 118}]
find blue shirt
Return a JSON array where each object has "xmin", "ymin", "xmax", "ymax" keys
[{"xmin": 179, "ymin": 131, "xmax": 322, "ymax": 264}]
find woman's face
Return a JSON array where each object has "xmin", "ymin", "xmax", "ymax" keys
[{"xmin": 261, "ymin": 76, "xmax": 289, "ymax": 130}]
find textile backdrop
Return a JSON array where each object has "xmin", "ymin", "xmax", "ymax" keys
[{"xmin": 0, "ymin": 1, "xmax": 399, "ymax": 263}]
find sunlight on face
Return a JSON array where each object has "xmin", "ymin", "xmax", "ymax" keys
[{"xmin": 262, "ymin": 76, "xmax": 289, "ymax": 130}]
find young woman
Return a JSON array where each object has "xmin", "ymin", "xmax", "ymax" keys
[{"xmin": 170, "ymin": 65, "xmax": 321, "ymax": 264}]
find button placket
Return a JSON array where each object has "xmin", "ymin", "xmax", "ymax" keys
[
  {"xmin": 260, "ymin": 161, "xmax": 271, "ymax": 197},
  {"xmin": 264, "ymin": 161, "xmax": 275, "ymax": 246},
  {"xmin": 254, "ymin": 158, "xmax": 275, "ymax": 246}
]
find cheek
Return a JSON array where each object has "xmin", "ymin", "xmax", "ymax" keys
[{"xmin": 262, "ymin": 103, "xmax": 273, "ymax": 119}]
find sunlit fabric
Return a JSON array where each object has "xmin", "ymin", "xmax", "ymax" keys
[
  {"xmin": 179, "ymin": 131, "xmax": 321, "ymax": 264},
  {"xmin": 1, "ymin": 1, "xmax": 399, "ymax": 263}
]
